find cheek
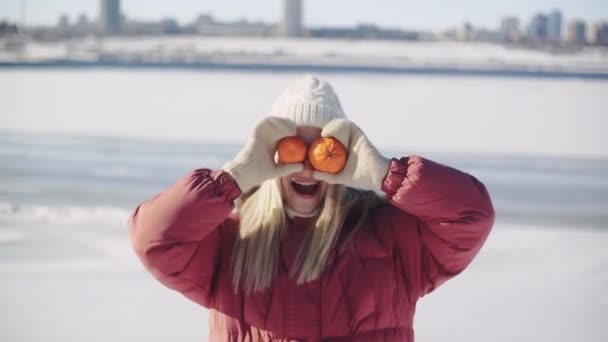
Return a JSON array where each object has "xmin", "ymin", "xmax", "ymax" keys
[{"xmin": 280, "ymin": 178, "xmax": 291, "ymax": 195}]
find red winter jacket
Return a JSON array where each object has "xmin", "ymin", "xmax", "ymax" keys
[{"xmin": 129, "ymin": 155, "xmax": 495, "ymax": 341}]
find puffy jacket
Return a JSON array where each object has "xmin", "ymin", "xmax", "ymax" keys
[{"xmin": 129, "ymin": 155, "xmax": 495, "ymax": 341}]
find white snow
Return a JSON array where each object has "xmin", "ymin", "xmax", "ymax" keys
[
  {"xmin": 0, "ymin": 201, "xmax": 131, "ymax": 227},
  {"xmin": 0, "ymin": 229, "xmax": 26, "ymax": 244},
  {"xmin": 415, "ymin": 225, "xmax": 608, "ymax": 342},
  {"xmin": 1, "ymin": 70, "xmax": 607, "ymax": 159},
  {"xmin": 2, "ymin": 37, "xmax": 608, "ymax": 72},
  {"xmin": 0, "ymin": 222, "xmax": 607, "ymax": 341}
]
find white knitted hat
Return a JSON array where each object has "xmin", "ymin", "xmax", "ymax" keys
[{"xmin": 268, "ymin": 75, "xmax": 346, "ymax": 127}]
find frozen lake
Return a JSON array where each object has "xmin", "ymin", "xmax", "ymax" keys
[{"xmin": 2, "ymin": 69, "xmax": 607, "ymax": 158}]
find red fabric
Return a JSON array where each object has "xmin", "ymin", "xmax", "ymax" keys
[{"xmin": 129, "ymin": 156, "xmax": 495, "ymax": 341}]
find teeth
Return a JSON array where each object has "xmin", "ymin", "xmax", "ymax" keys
[{"xmin": 292, "ymin": 180, "xmax": 318, "ymax": 186}]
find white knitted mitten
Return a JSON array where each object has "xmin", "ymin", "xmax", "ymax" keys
[
  {"xmin": 223, "ymin": 117, "xmax": 304, "ymax": 193},
  {"xmin": 312, "ymin": 119, "xmax": 391, "ymax": 193}
]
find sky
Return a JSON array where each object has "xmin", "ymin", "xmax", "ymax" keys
[{"xmin": 1, "ymin": 0, "xmax": 608, "ymax": 31}]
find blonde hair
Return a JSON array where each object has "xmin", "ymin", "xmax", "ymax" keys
[{"xmin": 231, "ymin": 178, "xmax": 383, "ymax": 293}]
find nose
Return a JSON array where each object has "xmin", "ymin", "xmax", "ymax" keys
[{"xmin": 300, "ymin": 158, "xmax": 314, "ymax": 178}]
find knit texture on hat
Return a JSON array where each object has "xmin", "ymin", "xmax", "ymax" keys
[{"xmin": 269, "ymin": 75, "xmax": 346, "ymax": 128}]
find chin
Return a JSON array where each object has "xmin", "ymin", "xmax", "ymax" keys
[{"xmin": 289, "ymin": 204, "xmax": 319, "ymax": 215}]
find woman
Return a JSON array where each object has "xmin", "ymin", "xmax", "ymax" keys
[{"xmin": 129, "ymin": 75, "xmax": 495, "ymax": 341}]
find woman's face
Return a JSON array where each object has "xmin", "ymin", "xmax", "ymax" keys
[{"xmin": 280, "ymin": 126, "xmax": 328, "ymax": 215}]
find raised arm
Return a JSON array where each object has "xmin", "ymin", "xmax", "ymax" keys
[
  {"xmin": 130, "ymin": 117, "xmax": 303, "ymax": 306},
  {"xmin": 128, "ymin": 169, "xmax": 240, "ymax": 307},
  {"xmin": 382, "ymin": 156, "xmax": 495, "ymax": 299},
  {"xmin": 312, "ymin": 119, "xmax": 495, "ymax": 301}
]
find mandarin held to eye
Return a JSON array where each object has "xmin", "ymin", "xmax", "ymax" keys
[
  {"xmin": 277, "ymin": 136, "xmax": 308, "ymax": 164},
  {"xmin": 308, "ymin": 137, "xmax": 348, "ymax": 174}
]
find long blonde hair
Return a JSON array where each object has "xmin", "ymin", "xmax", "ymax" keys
[{"xmin": 231, "ymin": 179, "xmax": 383, "ymax": 293}]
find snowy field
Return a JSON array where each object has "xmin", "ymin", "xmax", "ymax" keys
[
  {"xmin": 1, "ymin": 222, "xmax": 606, "ymax": 342},
  {"xmin": 2, "ymin": 70, "xmax": 607, "ymax": 158},
  {"xmin": 2, "ymin": 37, "xmax": 608, "ymax": 74},
  {"xmin": 1, "ymin": 69, "xmax": 607, "ymax": 341}
]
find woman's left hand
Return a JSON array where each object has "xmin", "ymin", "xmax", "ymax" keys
[{"xmin": 313, "ymin": 119, "xmax": 391, "ymax": 193}]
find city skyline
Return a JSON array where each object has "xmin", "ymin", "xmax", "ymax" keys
[{"xmin": 2, "ymin": 0, "xmax": 608, "ymax": 31}]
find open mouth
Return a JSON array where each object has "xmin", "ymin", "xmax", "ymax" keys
[{"xmin": 291, "ymin": 180, "xmax": 320, "ymax": 196}]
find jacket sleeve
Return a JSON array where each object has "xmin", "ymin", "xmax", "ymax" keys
[
  {"xmin": 128, "ymin": 168, "xmax": 241, "ymax": 307},
  {"xmin": 381, "ymin": 156, "xmax": 495, "ymax": 300}
]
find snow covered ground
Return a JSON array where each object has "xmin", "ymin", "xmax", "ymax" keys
[
  {"xmin": 2, "ymin": 37, "xmax": 608, "ymax": 74},
  {"xmin": 1, "ymin": 220, "xmax": 606, "ymax": 342},
  {"xmin": 2, "ymin": 70, "xmax": 607, "ymax": 159}
]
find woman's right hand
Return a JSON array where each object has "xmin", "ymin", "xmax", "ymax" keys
[{"xmin": 223, "ymin": 117, "xmax": 304, "ymax": 193}]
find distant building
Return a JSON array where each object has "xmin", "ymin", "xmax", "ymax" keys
[
  {"xmin": 500, "ymin": 16, "xmax": 520, "ymax": 42},
  {"xmin": 474, "ymin": 28, "xmax": 502, "ymax": 43},
  {"xmin": 589, "ymin": 21, "xmax": 608, "ymax": 45},
  {"xmin": 527, "ymin": 13, "xmax": 548, "ymax": 41},
  {"xmin": 193, "ymin": 14, "xmax": 275, "ymax": 37},
  {"xmin": 100, "ymin": 0, "xmax": 121, "ymax": 34},
  {"xmin": 160, "ymin": 18, "xmax": 180, "ymax": 34},
  {"xmin": 57, "ymin": 14, "xmax": 70, "ymax": 30},
  {"xmin": 547, "ymin": 10, "xmax": 562, "ymax": 41},
  {"xmin": 457, "ymin": 22, "xmax": 474, "ymax": 41},
  {"xmin": 282, "ymin": 0, "xmax": 303, "ymax": 37},
  {"xmin": 195, "ymin": 14, "xmax": 214, "ymax": 27},
  {"xmin": 76, "ymin": 13, "xmax": 91, "ymax": 34},
  {"xmin": 56, "ymin": 13, "xmax": 71, "ymax": 37},
  {"xmin": 309, "ymin": 24, "xmax": 418, "ymax": 40},
  {"xmin": 77, "ymin": 14, "xmax": 89, "ymax": 28},
  {"xmin": 566, "ymin": 19, "xmax": 587, "ymax": 45},
  {"xmin": 0, "ymin": 21, "xmax": 19, "ymax": 36}
]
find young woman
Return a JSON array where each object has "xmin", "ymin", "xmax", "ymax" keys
[{"xmin": 129, "ymin": 75, "xmax": 495, "ymax": 341}]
